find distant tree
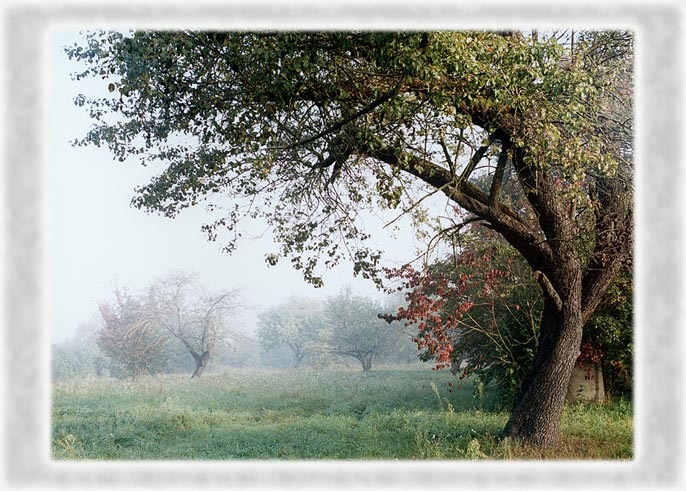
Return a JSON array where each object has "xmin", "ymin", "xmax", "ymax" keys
[
  {"xmin": 51, "ymin": 343, "xmax": 79, "ymax": 380},
  {"xmin": 324, "ymin": 289, "xmax": 403, "ymax": 371},
  {"xmin": 157, "ymin": 332, "xmax": 199, "ymax": 374},
  {"xmin": 375, "ymin": 294, "xmax": 423, "ymax": 366},
  {"xmin": 213, "ymin": 335, "xmax": 262, "ymax": 369},
  {"xmin": 52, "ymin": 316, "xmax": 111, "ymax": 380},
  {"xmin": 97, "ymin": 288, "xmax": 169, "ymax": 379},
  {"xmin": 257, "ymin": 296, "xmax": 326, "ymax": 368},
  {"xmin": 148, "ymin": 271, "xmax": 243, "ymax": 378}
]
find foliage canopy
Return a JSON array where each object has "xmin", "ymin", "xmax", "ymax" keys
[{"xmin": 68, "ymin": 30, "xmax": 632, "ymax": 288}]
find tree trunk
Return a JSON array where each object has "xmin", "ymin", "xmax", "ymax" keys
[
  {"xmin": 293, "ymin": 349, "xmax": 306, "ymax": 368},
  {"xmin": 360, "ymin": 352, "xmax": 373, "ymax": 372},
  {"xmin": 130, "ymin": 366, "xmax": 143, "ymax": 381},
  {"xmin": 502, "ymin": 299, "xmax": 584, "ymax": 448},
  {"xmin": 191, "ymin": 363, "xmax": 204, "ymax": 378},
  {"xmin": 190, "ymin": 350, "xmax": 210, "ymax": 378}
]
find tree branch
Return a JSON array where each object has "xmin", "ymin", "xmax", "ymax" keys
[
  {"xmin": 422, "ymin": 216, "xmax": 485, "ymax": 259},
  {"xmin": 489, "ymin": 144, "xmax": 510, "ymax": 209},
  {"xmin": 278, "ymin": 73, "xmax": 407, "ymax": 151},
  {"xmin": 438, "ymin": 136, "xmax": 456, "ymax": 177},
  {"xmin": 382, "ymin": 181, "xmax": 451, "ymax": 230},
  {"xmin": 366, "ymin": 143, "xmax": 553, "ymax": 272},
  {"xmin": 580, "ymin": 175, "xmax": 632, "ymax": 321},
  {"xmin": 533, "ymin": 270, "xmax": 563, "ymax": 312},
  {"xmin": 459, "ymin": 144, "xmax": 489, "ymax": 185}
]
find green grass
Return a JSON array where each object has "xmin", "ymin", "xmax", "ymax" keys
[{"xmin": 52, "ymin": 367, "xmax": 632, "ymax": 460}]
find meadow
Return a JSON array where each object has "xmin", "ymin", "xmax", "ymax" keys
[{"xmin": 52, "ymin": 367, "xmax": 633, "ymax": 460}]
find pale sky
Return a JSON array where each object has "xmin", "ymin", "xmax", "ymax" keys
[{"xmin": 47, "ymin": 30, "xmax": 436, "ymax": 343}]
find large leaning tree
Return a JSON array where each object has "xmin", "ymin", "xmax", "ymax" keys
[{"xmin": 67, "ymin": 30, "xmax": 633, "ymax": 448}]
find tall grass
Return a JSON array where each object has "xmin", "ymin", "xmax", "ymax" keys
[{"xmin": 52, "ymin": 368, "xmax": 632, "ymax": 460}]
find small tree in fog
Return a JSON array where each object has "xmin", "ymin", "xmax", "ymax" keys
[
  {"xmin": 257, "ymin": 296, "xmax": 326, "ymax": 368},
  {"xmin": 324, "ymin": 289, "xmax": 402, "ymax": 372},
  {"xmin": 52, "ymin": 315, "xmax": 110, "ymax": 380},
  {"xmin": 97, "ymin": 288, "xmax": 168, "ymax": 379},
  {"xmin": 148, "ymin": 271, "xmax": 243, "ymax": 378}
]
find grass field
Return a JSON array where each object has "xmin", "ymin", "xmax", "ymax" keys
[{"xmin": 52, "ymin": 367, "xmax": 632, "ymax": 460}]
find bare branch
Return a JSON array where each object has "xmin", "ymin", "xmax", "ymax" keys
[
  {"xmin": 438, "ymin": 136, "xmax": 455, "ymax": 176},
  {"xmin": 458, "ymin": 144, "xmax": 490, "ymax": 185},
  {"xmin": 382, "ymin": 181, "xmax": 451, "ymax": 230}
]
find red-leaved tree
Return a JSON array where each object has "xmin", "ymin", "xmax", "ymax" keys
[
  {"xmin": 385, "ymin": 222, "xmax": 632, "ymax": 403},
  {"xmin": 384, "ymin": 225, "xmax": 541, "ymax": 399}
]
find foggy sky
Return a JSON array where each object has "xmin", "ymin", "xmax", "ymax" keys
[{"xmin": 48, "ymin": 30, "xmax": 432, "ymax": 343}]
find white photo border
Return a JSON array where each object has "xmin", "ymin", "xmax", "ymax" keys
[{"xmin": 2, "ymin": 0, "xmax": 685, "ymax": 489}]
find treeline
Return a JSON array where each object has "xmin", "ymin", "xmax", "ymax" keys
[
  {"xmin": 54, "ymin": 227, "xmax": 632, "ymax": 403},
  {"xmin": 52, "ymin": 276, "xmax": 418, "ymax": 381},
  {"xmin": 51, "ymin": 317, "xmax": 261, "ymax": 380},
  {"xmin": 257, "ymin": 288, "xmax": 417, "ymax": 371}
]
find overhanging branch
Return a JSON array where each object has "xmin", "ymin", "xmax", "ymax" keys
[
  {"xmin": 279, "ymin": 73, "xmax": 407, "ymax": 151},
  {"xmin": 366, "ymin": 143, "xmax": 554, "ymax": 273}
]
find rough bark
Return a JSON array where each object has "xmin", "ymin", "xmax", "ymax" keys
[{"xmin": 502, "ymin": 300, "xmax": 584, "ymax": 448}]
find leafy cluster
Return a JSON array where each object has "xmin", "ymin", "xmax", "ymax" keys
[
  {"xmin": 386, "ymin": 226, "xmax": 633, "ymax": 402},
  {"xmin": 384, "ymin": 226, "xmax": 540, "ymax": 401},
  {"xmin": 66, "ymin": 31, "xmax": 630, "ymax": 287}
]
